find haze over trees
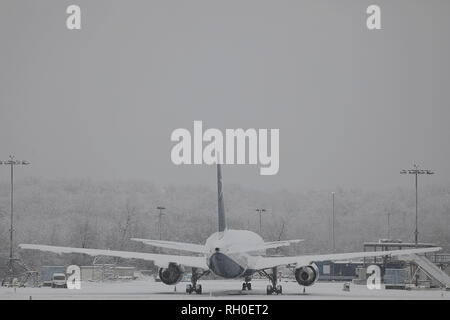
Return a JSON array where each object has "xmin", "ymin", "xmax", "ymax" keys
[{"xmin": 0, "ymin": 178, "xmax": 449, "ymax": 275}]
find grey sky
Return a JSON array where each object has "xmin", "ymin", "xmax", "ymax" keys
[{"xmin": 1, "ymin": 0, "xmax": 449, "ymax": 191}]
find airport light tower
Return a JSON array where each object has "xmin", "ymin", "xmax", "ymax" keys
[
  {"xmin": 331, "ymin": 192, "xmax": 335, "ymax": 253},
  {"xmin": 255, "ymin": 208, "xmax": 266, "ymax": 234},
  {"xmin": 156, "ymin": 206, "xmax": 166, "ymax": 240},
  {"xmin": 0, "ymin": 155, "xmax": 30, "ymax": 274},
  {"xmin": 400, "ymin": 164, "xmax": 434, "ymax": 247},
  {"xmin": 387, "ymin": 210, "xmax": 391, "ymax": 240}
]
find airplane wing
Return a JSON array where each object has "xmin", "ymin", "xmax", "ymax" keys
[
  {"xmin": 19, "ymin": 244, "xmax": 208, "ymax": 269},
  {"xmin": 255, "ymin": 246, "xmax": 442, "ymax": 270},
  {"xmin": 130, "ymin": 238, "xmax": 206, "ymax": 253}
]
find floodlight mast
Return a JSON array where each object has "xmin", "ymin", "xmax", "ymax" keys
[
  {"xmin": 0, "ymin": 155, "xmax": 30, "ymax": 275},
  {"xmin": 332, "ymin": 192, "xmax": 335, "ymax": 253},
  {"xmin": 156, "ymin": 206, "xmax": 166, "ymax": 240},
  {"xmin": 255, "ymin": 208, "xmax": 266, "ymax": 234},
  {"xmin": 400, "ymin": 164, "xmax": 434, "ymax": 247}
]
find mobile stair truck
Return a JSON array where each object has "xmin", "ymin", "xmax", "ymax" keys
[{"xmin": 405, "ymin": 254, "xmax": 450, "ymax": 290}]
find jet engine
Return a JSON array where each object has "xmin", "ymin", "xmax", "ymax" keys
[
  {"xmin": 295, "ymin": 263, "xmax": 319, "ymax": 286},
  {"xmin": 158, "ymin": 263, "xmax": 184, "ymax": 285}
]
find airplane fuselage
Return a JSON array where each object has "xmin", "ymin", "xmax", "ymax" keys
[{"xmin": 204, "ymin": 229, "xmax": 264, "ymax": 278}]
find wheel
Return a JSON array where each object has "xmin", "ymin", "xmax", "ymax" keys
[
  {"xmin": 266, "ymin": 285, "xmax": 273, "ymax": 295},
  {"xmin": 196, "ymin": 284, "xmax": 202, "ymax": 294},
  {"xmin": 247, "ymin": 283, "xmax": 252, "ymax": 291},
  {"xmin": 242, "ymin": 282, "xmax": 247, "ymax": 290},
  {"xmin": 186, "ymin": 284, "xmax": 192, "ymax": 294},
  {"xmin": 276, "ymin": 285, "xmax": 282, "ymax": 294}
]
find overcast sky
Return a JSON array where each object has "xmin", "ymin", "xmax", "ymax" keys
[{"xmin": 1, "ymin": 0, "xmax": 449, "ymax": 191}]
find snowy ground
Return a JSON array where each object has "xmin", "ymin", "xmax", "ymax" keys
[{"xmin": 0, "ymin": 279, "xmax": 448, "ymax": 300}]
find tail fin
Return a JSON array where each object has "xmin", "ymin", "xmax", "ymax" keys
[{"xmin": 217, "ymin": 163, "xmax": 227, "ymax": 232}]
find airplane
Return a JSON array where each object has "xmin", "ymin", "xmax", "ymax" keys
[{"xmin": 20, "ymin": 164, "xmax": 441, "ymax": 295}]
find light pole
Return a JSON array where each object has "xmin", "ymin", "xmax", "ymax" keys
[
  {"xmin": 400, "ymin": 164, "xmax": 434, "ymax": 247},
  {"xmin": 387, "ymin": 210, "xmax": 391, "ymax": 240},
  {"xmin": 0, "ymin": 155, "xmax": 30, "ymax": 275},
  {"xmin": 332, "ymin": 192, "xmax": 335, "ymax": 253},
  {"xmin": 156, "ymin": 206, "xmax": 166, "ymax": 240},
  {"xmin": 255, "ymin": 208, "xmax": 266, "ymax": 234}
]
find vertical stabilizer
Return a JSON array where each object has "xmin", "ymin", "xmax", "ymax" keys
[{"xmin": 217, "ymin": 164, "xmax": 227, "ymax": 232}]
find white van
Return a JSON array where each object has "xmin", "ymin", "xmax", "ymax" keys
[{"xmin": 51, "ymin": 273, "xmax": 67, "ymax": 288}]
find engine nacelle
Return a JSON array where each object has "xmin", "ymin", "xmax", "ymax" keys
[
  {"xmin": 295, "ymin": 263, "xmax": 319, "ymax": 286},
  {"xmin": 158, "ymin": 263, "xmax": 184, "ymax": 285}
]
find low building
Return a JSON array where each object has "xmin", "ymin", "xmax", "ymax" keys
[
  {"xmin": 80, "ymin": 265, "xmax": 135, "ymax": 282},
  {"xmin": 315, "ymin": 260, "xmax": 364, "ymax": 282}
]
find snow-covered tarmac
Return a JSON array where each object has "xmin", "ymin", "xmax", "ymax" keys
[{"xmin": 1, "ymin": 279, "xmax": 448, "ymax": 300}]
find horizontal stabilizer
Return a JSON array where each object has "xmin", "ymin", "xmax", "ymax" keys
[
  {"xmin": 263, "ymin": 239, "xmax": 304, "ymax": 250},
  {"xmin": 131, "ymin": 238, "xmax": 206, "ymax": 253},
  {"xmin": 228, "ymin": 239, "xmax": 304, "ymax": 254}
]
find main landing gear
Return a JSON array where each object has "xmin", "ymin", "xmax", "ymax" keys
[
  {"xmin": 261, "ymin": 267, "xmax": 282, "ymax": 295},
  {"xmin": 242, "ymin": 276, "xmax": 252, "ymax": 291},
  {"xmin": 186, "ymin": 268, "xmax": 209, "ymax": 294}
]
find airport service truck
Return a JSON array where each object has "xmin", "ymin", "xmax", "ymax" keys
[
  {"xmin": 51, "ymin": 273, "xmax": 67, "ymax": 288},
  {"xmin": 41, "ymin": 266, "xmax": 66, "ymax": 287}
]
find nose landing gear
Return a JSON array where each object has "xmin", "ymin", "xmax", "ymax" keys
[{"xmin": 241, "ymin": 276, "xmax": 252, "ymax": 291}]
